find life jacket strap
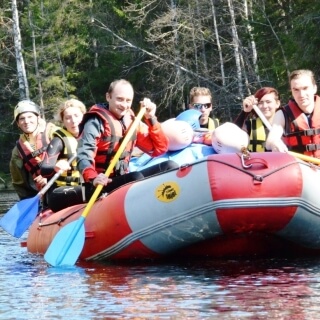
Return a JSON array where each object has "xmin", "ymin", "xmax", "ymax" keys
[
  {"xmin": 285, "ymin": 128, "xmax": 320, "ymax": 137},
  {"xmin": 306, "ymin": 144, "xmax": 320, "ymax": 151}
]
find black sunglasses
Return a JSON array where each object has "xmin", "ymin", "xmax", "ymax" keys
[{"xmin": 192, "ymin": 103, "xmax": 212, "ymax": 110}]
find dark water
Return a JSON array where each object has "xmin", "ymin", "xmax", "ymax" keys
[{"xmin": 1, "ymin": 191, "xmax": 320, "ymax": 319}]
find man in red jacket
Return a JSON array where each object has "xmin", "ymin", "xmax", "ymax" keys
[{"xmin": 77, "ymin": 79, "xmax": 172, "ymax": 198}]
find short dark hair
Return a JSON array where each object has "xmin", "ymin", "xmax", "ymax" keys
[{"xmin": 107, "ymin": 79, "xmax": 133, "ymax": 95}]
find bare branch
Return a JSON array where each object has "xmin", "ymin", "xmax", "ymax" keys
[{"xmin": 95, "ymin": 19, "xmax": 222, "ymax": 90}]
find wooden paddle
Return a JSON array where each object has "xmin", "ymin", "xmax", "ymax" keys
[
  {"xmin": 0, "ymin": 154, "xmax": 77, "ymax": 238},
  {"xmin": 252, "ymin": 104, "xmax": 320, "ymax": 165},
  {"xmin": 287, "ymin": 151, "xmax": 320, "ymax": 165},
  {"xmin": 44, "ymin": 106, "xmax": 146, "ymax": 267}
]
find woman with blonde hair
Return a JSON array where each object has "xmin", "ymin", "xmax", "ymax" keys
[{"xmin": 41, "ymin": 98, "xmax": 86, "ymax": 212}]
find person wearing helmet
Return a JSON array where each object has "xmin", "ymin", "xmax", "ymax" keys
[
  {"xmin": 9, "ymin": 100, "xmax": 59, "ymax": 200},
  {"xmin": 188, "ymin": 87, "xmax": 219, "ymax": 130}
]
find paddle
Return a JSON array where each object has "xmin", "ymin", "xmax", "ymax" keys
[
  {"xmin": 252, "ymin": 104, "xmax": 272, "ymax": 131},
  {"xmin": 252, "ymin": 104, "xmax": 320, "ymax": 165},
  {"xmin": 0, "ymin": 154, "xmax": 77, "ymax": 238},
  {"xmin": 44, "ymin": 106, "xmax": 147, "ymax": 267}
]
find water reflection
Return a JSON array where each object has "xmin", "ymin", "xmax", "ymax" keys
[
  {"xmin": 78, "ymin": 259, "xmax": 320, "ymax": 319},
  {"xmin": 1, "ymin": 192, "xmax": 320, "ymax": 319},
  {"xmin": 0, "ymin": 191, "xmax": 18, "ymax": 213}
]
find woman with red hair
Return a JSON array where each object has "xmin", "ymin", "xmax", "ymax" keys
[{"xmin": 234, "ymin": 87, "xmax": 281, "ymax": 152}]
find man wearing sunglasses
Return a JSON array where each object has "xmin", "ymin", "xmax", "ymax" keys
[{"xmin": 189, "ymin": 87, "xmax": 219, "ymax": 130}]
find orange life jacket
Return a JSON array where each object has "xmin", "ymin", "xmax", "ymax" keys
[
  {"xmin": 82, "ymin": 104, "xmax": 136, "ymax": 176},
  {"xmin": 282, "ymin": 97, "xmax": 320, "ymax": 158},
  {"xmin": 16, "ymin": 123, "xmax": 55, "ymax": 177}
]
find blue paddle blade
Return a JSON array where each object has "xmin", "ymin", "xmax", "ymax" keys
[
  {"xmin": 0, "ymin": 195, "xmax": 40, "ymax": 238},
  {"xmin": 44, "ymin": 217, "xmax": 86, "ymax": 267}
]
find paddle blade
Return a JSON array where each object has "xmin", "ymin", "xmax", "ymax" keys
[
  {"xmin": 0, "ymin": 195, "xmax": 40, "ymax": 238},
  {"xmin": 44, "ymin": 217, "xmax": 85, "ymax": 267}
]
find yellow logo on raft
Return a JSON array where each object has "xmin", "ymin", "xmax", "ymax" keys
[{"xmin": 155, "ymin": 181, "xmax": 180, "ymax": 202}]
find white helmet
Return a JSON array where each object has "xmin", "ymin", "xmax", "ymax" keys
[
  {"xmin": 212, "ymin": 122, "xmax": 249, "ymax": 154},
  {"xmin": 13, "ymin": 100, "xmax": 40, "ymax": 123}
]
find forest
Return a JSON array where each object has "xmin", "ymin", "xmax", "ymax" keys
[{"xmin": 0, "ymin": 0, "xmax": 320, "ymax": 176}]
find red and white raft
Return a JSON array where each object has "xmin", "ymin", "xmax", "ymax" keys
[{"xmin": 27, "ymin": 152, "xmax": 320, "ymax": 261}]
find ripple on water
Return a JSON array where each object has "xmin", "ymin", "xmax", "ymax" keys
[{"xmin": 2, "ymin": 192, "xmax": 320, "ymax": 318}]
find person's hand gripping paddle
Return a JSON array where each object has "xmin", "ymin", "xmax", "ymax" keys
[
  {"xmin": 44, "ymin": 106, "xmax": 146, "ymax": 267},
  {"xmin": 0, "ymin": 155, "xmax": 77, "ymax": 238},
  {"xmin": 252, "ymin": 104, "xmax": 320, "ymax": 165}
]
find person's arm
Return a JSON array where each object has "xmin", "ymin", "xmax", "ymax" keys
[
  {"xmin": 234, "ymin": 110, "xmax": 250, "ymax": 129},
  {"xmin": 40, "ymin": 137, "xmax": 64, "ymax": 178},
  {"xmin": 136, "ymin": 119, "xmax": 169, "ymax": 157},
  {"xmin": 234, "ymin": 95, "xmax": 257, "ymax": 128},
  {"xmin": 9, "ymin": 146, "xmax": 38, "ymax": 200},
  {"xmin": 265, "ymin": 109, "xmax": 288, "ymax": 152},
  {"xmin": 77, "ymin": 117, "xmax": 102, "ymax": 182},
  {"xmin": 135, "ymin": 98, "xmax": 169, "ymax": 157}
]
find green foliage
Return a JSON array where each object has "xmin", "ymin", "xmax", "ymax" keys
[{"xmin": 1, "ymin": 0, "xmax": 320, "ymax": 172}]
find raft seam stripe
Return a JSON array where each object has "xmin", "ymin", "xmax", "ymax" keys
[{"xmin": 87, "ymin": 197, "xmax": 319, "ymax": 260}]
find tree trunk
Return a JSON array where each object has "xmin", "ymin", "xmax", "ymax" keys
[
  {"xmin": 28, "ymin": 1, "xmax": 44, "ymax": 116},
  {"xmin": 210, "ymin": 0, "xmax": 225, "ymax": 86},
  {"xmin": 12, "ymin": 0, "xmax": 29, "ymax": 100},
  {"xmin": 244, "ymin": 0, "xmax": 260, "ymax": 84},
  {"xmin": 227, "ymin": 0, "xmax": 244, "ymax": 99},
  {"xmin": 195, "ymin": 0, "xmax": 208, "ymax": 76}
]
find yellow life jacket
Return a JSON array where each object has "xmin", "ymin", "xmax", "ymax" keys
[
  {"xmin": 247, "ymin": 118, "xmax": 267, "ymax": 152},
  {"xmin": 53, "ymin": 128, "xmax": 80, "ymax": 187},
  {"xmin": 201, "ymin": 117, "xmax": 219, "ymax": 130}
]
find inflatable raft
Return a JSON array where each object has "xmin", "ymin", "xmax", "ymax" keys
[{"xmin": 26, "ymin": 150, "xmax": 320, "ymax": 262}]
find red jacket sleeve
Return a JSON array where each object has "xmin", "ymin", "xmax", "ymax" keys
[{"xmin": 136, "ymin": 117, "xmax": 169, "ymax": 157}]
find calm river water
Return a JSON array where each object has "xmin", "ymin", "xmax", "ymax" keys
[{"xmin": 1, "ymin": 191, "xmax": 320, "ymax": 319}]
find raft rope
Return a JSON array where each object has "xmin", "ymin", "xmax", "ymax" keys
[
  {"xmin": 88, "ymin": 196, "xmax": 320, "ymax": 261},
  {"xmin": 38, "ymin": 155, "xmax": 316, "ymax": 228},
  {"xmin": 36, "ymin": 153, "xmax": 320, "ymax": 258},
  {"xmin": 207, "ymin": 157, "xmax": 299, "ymax": 183},
  {"xmin": 38, "ymin": 205, "xmax": 86, "ymax": 227},
  {"xmin": 87, "ymin": 155, "xmax": 320, "ymax": 260}
]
